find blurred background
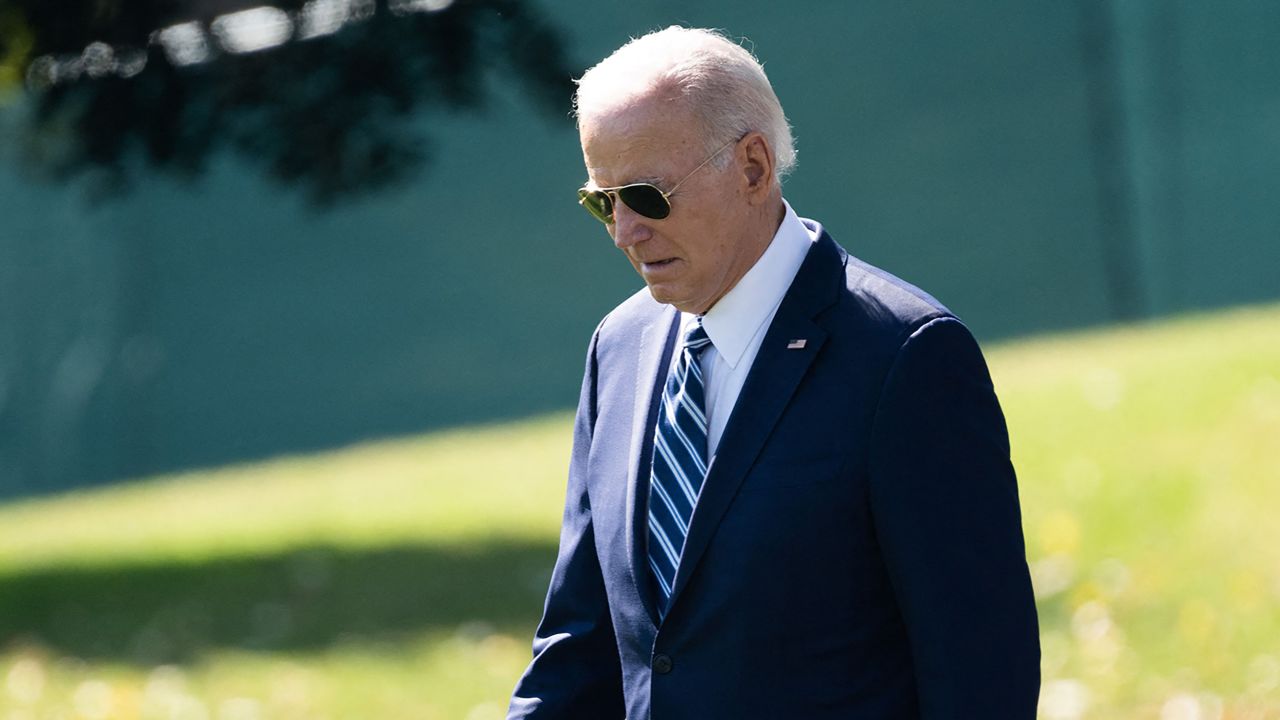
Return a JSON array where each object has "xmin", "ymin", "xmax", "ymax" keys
[{"xmin": 1, "ymin": 1, "xmax": 1277, "ymax": 718}]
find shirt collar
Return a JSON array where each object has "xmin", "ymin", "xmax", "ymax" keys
[{"xmin": 685, "ymin": 199, "xmax": 816, "ymax": 369}]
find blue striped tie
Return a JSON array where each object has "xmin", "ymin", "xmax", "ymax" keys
[{"xmin": 648, "ymin": 319, "xmax": 713, "ymax": 616}]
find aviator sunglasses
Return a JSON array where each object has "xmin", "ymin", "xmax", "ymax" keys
[{"xmin": 577, "ymin": 137, "xmax": 738, "ymax": 224}]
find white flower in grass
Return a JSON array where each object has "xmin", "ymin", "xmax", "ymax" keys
[{"xmin": 1039, "ymin": 678, "xmax": 1090, "ymax": 720}]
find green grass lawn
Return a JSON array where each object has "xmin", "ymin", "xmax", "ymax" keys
[{"xmin": 2, "ymin": 303, "xmax": 1278, "ymax": 719}]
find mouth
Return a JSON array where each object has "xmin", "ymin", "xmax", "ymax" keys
[{"xmin": 640, "ymin": 258, "xmax": 677, "ymax": 272}]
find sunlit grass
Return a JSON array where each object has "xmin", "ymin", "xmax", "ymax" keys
[
  {"xmin": 0, "ymin": 415, "xmax": 573, "ymax": 571},
  {"xmin": 999, "ymin": 303, "xmax": 1280, "ymax": 719},
  {"xmin": 2, "ymin": 630, "xmax": 528, "ymax": 720},
  {"xmin": 2, "ymin": 302, "xmax": 1278, "ymax": 719}
]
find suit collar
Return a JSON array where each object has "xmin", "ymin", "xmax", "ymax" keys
[
  {"xmin": 625, "ymin": 304, "xmax": 679, "ymax": 626},
  {"xmin": 665, "ymin": 224, "xmax": 846, "ymax": 616},
  {"xmin": 624, "ymin": 224, "xmax": 847, "ymax": 627}
]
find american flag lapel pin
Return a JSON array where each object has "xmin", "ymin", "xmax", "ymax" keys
[{"xmin": 786, "ymin": 338, "xmax": 807, "ymax": 350}]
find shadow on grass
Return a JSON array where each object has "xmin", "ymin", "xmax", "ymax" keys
[{"xmin": 0, "ymin": 538, "xmax": 557, "ymax": 665}]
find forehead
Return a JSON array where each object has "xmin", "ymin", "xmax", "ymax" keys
[{"xmin": 579, "ymin": 95, "xmax": 703, "ymax": 185}]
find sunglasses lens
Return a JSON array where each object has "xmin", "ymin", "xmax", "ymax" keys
[
  {"xmin": 578, "ymin": 189, "xmax": 614, "ymax": 224},
  {"xmin": 618, "ymin": 185, "xmax": 671, "ymax": 220},
  {"xmin": 577, "ymin": 184, "xmax": 672, "ymax": 224}
]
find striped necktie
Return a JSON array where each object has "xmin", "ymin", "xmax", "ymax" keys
[{"xmin": 648, "ymin": 318, "xmax": 713, "ymax": 616}]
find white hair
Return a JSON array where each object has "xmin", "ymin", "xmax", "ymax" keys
[{"xmin": 574, "ymin": 26, "xmax": 797, "ymax": 181}]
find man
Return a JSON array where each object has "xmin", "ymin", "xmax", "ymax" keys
[{"xmin": 509, "ymin": 26, "xmax": 1039, "ymax": 719}]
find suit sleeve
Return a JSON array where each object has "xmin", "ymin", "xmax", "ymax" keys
[
  {"xmin": 867, "ymin": 316, "xmax": 1040, "ymax": 718},
  {"xmin": 507, "ymin": 324, "xmax": 626, "ymax": 720}
]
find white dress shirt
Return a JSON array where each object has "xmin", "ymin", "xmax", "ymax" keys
[{"xmin": 671, "ymin": 199, "xmax": 816, "ymax": 460}]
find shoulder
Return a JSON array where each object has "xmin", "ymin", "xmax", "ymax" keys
[
  {"xmin": 839, "ymin": 251, "xmax": 955, "ymax": 340},
  {"xmin": 805, "ymin": 220, "xmax": 961, "ymax": 353},
  {"xmin": 593, "ymin": 286, "xmax": 669, "ymax": 341},
  {"xmin": 576, "ymin": 287, "xmax": 673, "ymax": 375},
  {"xmin": 605, "ymin": 285, "xmax": 666, "ymax": 326}
]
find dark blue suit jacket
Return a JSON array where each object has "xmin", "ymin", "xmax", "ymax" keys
[{"xmin": 509, "ymin": 222, "xmax": 1040, "ymax": 719}]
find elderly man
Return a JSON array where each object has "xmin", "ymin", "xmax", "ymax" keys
[{"xmin": 509, "ymin": 26, "xmax": 1040, "ymax": 719}]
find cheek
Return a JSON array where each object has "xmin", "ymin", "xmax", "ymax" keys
[
  {"xmin": 616, "ymin": 245, "xmax": 635, "ymax": 263},
  {"xmin": 706, "ymin": 238, "xmax": 734, "ymax": 270}
]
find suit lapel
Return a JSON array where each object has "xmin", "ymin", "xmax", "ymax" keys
[
  {"xmin": 625, "ymin": 304, "xmax": 680, "ymax": 626},
  {"xmin": 667, "ymin": 230, "xmax": 845, "ymax": 613}
]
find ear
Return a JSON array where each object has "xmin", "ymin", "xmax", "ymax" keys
[{"xmin": 738, "ymin": 131, "xmax": 775, "ymax": 204}]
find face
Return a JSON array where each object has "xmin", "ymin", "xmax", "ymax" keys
[{"xmin": 579, "ymin": 96, "xmax": 760, "ymax": 315}]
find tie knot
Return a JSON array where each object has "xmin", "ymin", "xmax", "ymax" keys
[{"xmin": 682, "ymin": 320, "xmax": 711, "ymax": 354}]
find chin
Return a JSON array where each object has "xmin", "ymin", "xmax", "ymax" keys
[
  {"xmin": 645, "ymin": 285, "xmax": 682, "ymax": 310},
  {"xmin": 645, "ymin": 284, "xmax": 672, "ymax": 305}
]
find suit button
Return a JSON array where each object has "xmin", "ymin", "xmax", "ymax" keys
[{"xmin": 652, "ymin": 654, "xmax": 673, "ymax": 674}]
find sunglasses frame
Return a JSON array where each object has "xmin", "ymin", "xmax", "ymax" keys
[{"xmin": 577, "ymin": 136, "xmax": 739, "ymax": 225}]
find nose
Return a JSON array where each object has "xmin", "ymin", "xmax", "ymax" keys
[{"xmin": 610, "ymin": 197, "xmax": 653, "ymax": 249}]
